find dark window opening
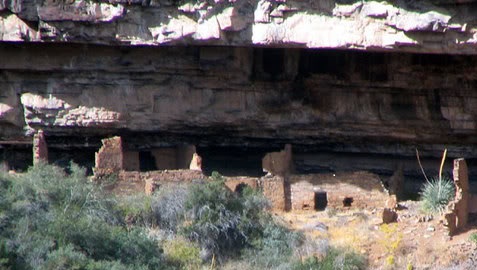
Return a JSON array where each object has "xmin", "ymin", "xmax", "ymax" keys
[
  {"xmin": 314, "ymin": 191, "xmax": 328, "ymax": 211},
  {"xmin": 139, "ymin": 151, "xmax": 157, "ymax": 172},
  {"xmin": 343, "ymin": 197, "xmax": 354, "ymax": 207},
  {"xmin": 235, "ymin": 183, "xmax": 250, "ymax": 195}
]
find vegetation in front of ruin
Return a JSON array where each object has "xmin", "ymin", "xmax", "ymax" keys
[
  {"xmin": 420, "ymin": 176, "xmax": 455, "ymax": 214},
  {"xmin": 417, "ymin": 148, "xmax": 455, "ymax": 215},
  {"xmin": 0, "ymin": 163, "xmax": 367, "ymax": 270},
  {"xmin": 0, "ymin": 162, "xmax": 163, "ymax": 270}
]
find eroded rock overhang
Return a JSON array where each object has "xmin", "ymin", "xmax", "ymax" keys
[
  {"xmin": 2, "ymin": 0, "xmax": 477, "ymax": 54},
  {"xmin": 2, "ymin": 42, "xmax": 477, "ymax": 157}
]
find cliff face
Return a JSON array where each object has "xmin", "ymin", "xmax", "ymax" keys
[
  {"xmin": 2, "ymin": 43, "xmax": 477, "ymax": 156},
  {"xmin": 3, "ymin": 0, "xmax": 477, "ymax": 174},
  {"xmin": 2, "ymin": 0, "xmax": 477, "ymax": 53}
]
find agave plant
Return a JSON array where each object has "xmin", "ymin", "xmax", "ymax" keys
[{"xmin": 420, "ymin": 176, "xmax": 455, "ymax": 214}]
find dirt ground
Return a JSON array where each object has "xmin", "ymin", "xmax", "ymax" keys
[{"xmin": 278, "ymin": 201, "xmax": 477, "ymax": 270}]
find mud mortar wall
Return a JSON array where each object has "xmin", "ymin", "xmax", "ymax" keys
[{"xmin": 289, "ymin": 172, "xmax": 389, "ymax": 211}]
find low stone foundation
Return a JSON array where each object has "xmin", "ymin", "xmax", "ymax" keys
[
  {"xmin": 92, "ymin": 136, "xmax": 393, "ymax": 212},
  {"xmin": 289, "ymin": 172, "xmax": 389, "ymax": 211},
  {"xmin": 110, "ymin": 169, "xmax": 206, "ymax": 195}
]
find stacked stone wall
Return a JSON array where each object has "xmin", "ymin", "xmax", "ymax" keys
[{"xmin": 289, "ymin": 172, "xmax": 389, "ymax": 211}]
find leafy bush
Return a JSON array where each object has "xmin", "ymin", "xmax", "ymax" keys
[
  {"xmin": 117, "ymin": 193, "xmax": 154, "ymax": 227},
  {"xmin": 420, "ymin": 176, "xmax": 455, "ymax": 214},
  {"xmin": 181, "ymin": 172, "xmax": 270, "ymax": 260},
  {"xmin": 163, "ymin": 236, "xmax": 201, "ymax": 269},
  {"xmin": 152, "ymin": 184, "xmax": 190, "ymax": 233},
  {"xmin": 243, "ymin": 221, "xmax": 303, "ymax": 269},
  {"xmin": 0, "ymin": 163, "xmax": 163, "ymax": 269},
  {"xmin": 292, "ymin": 248, "xmax": 366, "ymax": 270}
]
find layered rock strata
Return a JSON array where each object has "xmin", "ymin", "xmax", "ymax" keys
[{"xmin": 2, "ymin": 0, "xmax": 477, "ymax": 54}]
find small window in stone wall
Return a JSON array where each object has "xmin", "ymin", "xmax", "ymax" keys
[
  {"xmin": 343, "ymin": 197, "xmax": 354, "ymax": 207},
  {"xmin": 314, "ymin": 191, "xmax": 328, "ymax": 211}
]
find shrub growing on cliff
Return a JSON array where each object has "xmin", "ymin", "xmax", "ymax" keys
[{"xmin": 420, "ymin": 176, "xmax": 455, "ymax": 214}]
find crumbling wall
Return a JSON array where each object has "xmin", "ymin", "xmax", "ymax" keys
[
  {"xmin": 444, "ymin": 158, "xmax": 470, "ymax": 235},
  {"xmin": 32, "ymin": 130, "xmax": 48, "ymax": 165},
  {"xmin": 289, "ymin": 172, "xmax": 389, "ymax": 211},
  {"xmin": 262, "ymin": 144, "xmax": 294, "ymax": 176},
  {"xmin": 94, "ymin": 136, "xmax": 123, "ymax": 175},
  {"xmin": 224, "ymin": 177, "xmax": 259, "ymax": 192},
  {"xmin": 114, "ymin": 169, "xmax": 206, "ymax": 196}
]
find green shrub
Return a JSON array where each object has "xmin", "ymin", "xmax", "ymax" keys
[
  {"xmin": 0, "ymin": 163, "xmax": 164, "ymax": 270},
  {"xmin": 244, "ymin": 221, "xmax": 303, "ymax": 269},
  {"xmin": 117, "ymin": 193, "xmax": 154, "ymax": 227},
  {"xmin": 469, "ymin": 232, "xmax": 477, "ymax": 244},
  {"xmin": 181, "ymin": 172, "xmax": 270, "ymax": 259},
  {"xmin": 420, "ymin": 176, "xmax": 455, "ymax": 214},
  {"xmin": 152, "ymin": 184, "xmax": 190, "ymax": 233},
  {"xmin": 163, "ymin": 236, "xmax": 201, "ymax": 269},
  {"xmin": 292, "ymin": 248, "xmax": 366, "ymax": 270},
  {"xmin": 41, "ymin": 244, "xmax": 88, "ymax": 270}
]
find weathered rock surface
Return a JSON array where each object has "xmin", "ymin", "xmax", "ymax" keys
[
  {"xmin": 1, "ymin": 0, "xmax": 477, "ymax": 53},
  {"xmin": 4, "ymin": 1, "xmax": 477, "ymax": 176}
]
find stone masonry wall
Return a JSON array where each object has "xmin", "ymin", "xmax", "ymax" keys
[
  {"xmin": 289, "ymin": 172, "xmax": 390, "ymax": 211},
  {"xmin": 113, "ymin": 169, "xmax": 206, "ymax": 195}
]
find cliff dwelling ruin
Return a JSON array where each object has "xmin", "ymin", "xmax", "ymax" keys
[{"xmin": 3, "ymin": 0, "xmax": 477, "ymax": 226}]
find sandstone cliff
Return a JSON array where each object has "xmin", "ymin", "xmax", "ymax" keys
[
  {"xmin": 1, "ymin": 0, "xmax": 477, "ymax": 53},
  {"xmin": 2, "ymin": 0, "xmax": 477, "ymax": 173}
]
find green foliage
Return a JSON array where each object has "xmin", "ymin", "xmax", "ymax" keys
[
  {"xmin": 117, "ymin": 193, "xmax": 155, "ymax": 227},
  {"xmin": 0, "ymin": 163, "xmax": 163, "ymax": 270},
  {"xmin": 181, "ymin": 172, "xmax": 270, "ymax": 259},
  {"xmin": 292, "ymin": 248, "xmax": 366, "ymax": 270},
  {"xmin": 420, "ymin": 176, "xmax": 455, "ymax": 214},
  {"xmin": 152, "ymin": 184, "xmax": 190, "ymax": 233},
  {"xmin": 469, "ymin": 232, "xmax": 477, "ymax": 244},
  {"xmin": 163, "ymin": 236, "xmax": 201, "ymax": 269},
  {"xmin": 1, "ymin": 165, "xmax": 365, "ymax": 269},
  {"xmin": 243, "ymin": 221, "xmax": 303, "ymax": 269}
]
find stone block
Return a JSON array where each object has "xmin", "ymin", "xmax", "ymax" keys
[
  {"xmin": 95, "ymin": 136, "xmax": 123, "ymax": 171},
  {"xmin": 262, "ymin": 176, "xmax": 286, "ymax": 211},
  {"xmin": 33, "ymin": 129, "xmax": 48, "ymax": 165},
  {"xmin": 453, "ymin": 158, "xmax": 469, "ymax": 229}
]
